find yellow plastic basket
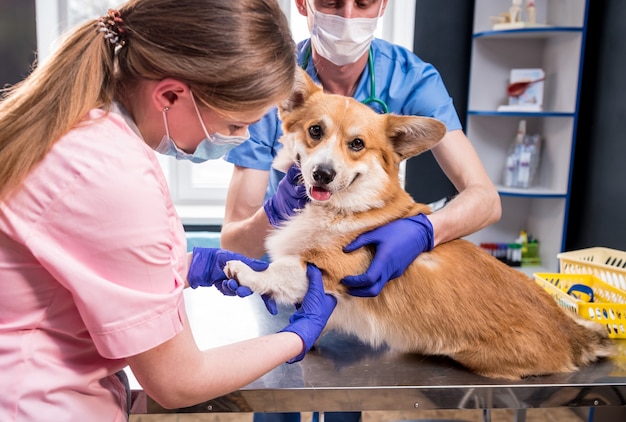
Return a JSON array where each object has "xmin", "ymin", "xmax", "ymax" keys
[
  {"xmin": 558, "ymin": 247, "xmax": 626, "ymax": 291},
  {"xmin": 535, "ymin": 273, "xmax": 626, "ymax": 339}
]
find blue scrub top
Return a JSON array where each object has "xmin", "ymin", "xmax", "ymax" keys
[{"xmin": 225, "ymin": 38, "xmax": 463, "ymax": 201}]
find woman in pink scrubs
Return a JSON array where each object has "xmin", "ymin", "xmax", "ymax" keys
[{"xmin": 0, "ymin": 1, "xmax": 336, "ymax": 420}]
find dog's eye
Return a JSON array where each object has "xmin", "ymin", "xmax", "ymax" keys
[
  {"xmin": 308, "ymin": 125, "xmax": 323, "ymax": 140},
  {"xmin": 348, "ymin": 138, "xmax": 365, "ymax": 151}
]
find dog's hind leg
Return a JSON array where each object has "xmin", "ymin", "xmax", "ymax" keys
[{"xmin": 224, "ymin": 256, "xmax": 307, "ymax": 305}]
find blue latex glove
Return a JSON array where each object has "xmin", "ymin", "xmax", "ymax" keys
[
  {"xmin": 341, "ymin": 213, "xmax": 434, "ymax": 297},
  {"xmin": 218, "ymin": 279, "xmax": 278, "ymax": 315},
  {"xmin": 187, "ymin": 247, "xmax": 277, "ymax": 314},
  {"xmin": 280, "ymin": 264, "xmax": 337, "ymax": 363},
  {"xmin": 263, "ymin": 164, "xmax": 309, "ymax": 227}
]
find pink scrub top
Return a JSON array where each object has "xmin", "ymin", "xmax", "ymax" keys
[{"xmin": 0, "ymin": 108, "xmax": 188, "ymax": 421}]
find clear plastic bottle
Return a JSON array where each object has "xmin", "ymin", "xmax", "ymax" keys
[{"xmin": 503, "ymin": 120, "xmax": 526, "ymax": 187}]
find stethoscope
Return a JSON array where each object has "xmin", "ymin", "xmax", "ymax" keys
[{"xmin": 300, "ymin": 44, "xmax": 389, "ymax": 114}]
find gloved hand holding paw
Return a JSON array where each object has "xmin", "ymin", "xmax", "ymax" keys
[
  {"xmin": 187, "ymin": 247, "xmax": 277, "ymax": 314},
  {"xmin": 188, "ymin": 247, "xmax": 269, "ymax": 289}
]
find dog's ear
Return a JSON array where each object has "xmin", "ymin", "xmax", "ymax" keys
[
  {"xmin": 274, "ymin": 69, "xmax": 320, "ymax": 172},
  {"xmin": 272, "ymin": 133, "xmax": 297, "ymax": 172},
  {"xmin": 385, "ymin": 115, "xmax": 447, "ymax": 161},
  {"xmin": 279, "ymin": 68, "xmax": 322, "ymax": 116}
]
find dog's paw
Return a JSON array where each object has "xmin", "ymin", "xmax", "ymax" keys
[{"xmin": 224, "ymin": 260, "xmax": 261, "ymax": 291}]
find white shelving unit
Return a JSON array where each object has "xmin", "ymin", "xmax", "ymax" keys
[{"xmin": 464, "ymin": 0, "xmax": 589, "ymax": 272}]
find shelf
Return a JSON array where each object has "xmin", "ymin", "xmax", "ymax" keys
[
  {"xmin": 497, "ymin": 186, "xmax": 567, "ymax": 198},
  {"xmin": 468, "ymin": 110, "xmax": 575, "ymax": 118},
  {"xmin": 474, "ymin": 27, "xmax": 584, "ymax": 39}
]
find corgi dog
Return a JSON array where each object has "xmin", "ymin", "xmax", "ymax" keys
[{"xmin": 224, "ymin": 69, "xmax": 614, "ymax": 379}]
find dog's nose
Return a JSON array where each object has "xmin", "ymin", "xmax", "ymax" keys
[{"xmin": 312, "ymin": 165, "xmax": 336, "ymax": 185}]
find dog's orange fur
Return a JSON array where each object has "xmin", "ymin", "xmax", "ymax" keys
[{"xmin": 224, "ymin": 69, "xmax": 615, "ymax": 379}]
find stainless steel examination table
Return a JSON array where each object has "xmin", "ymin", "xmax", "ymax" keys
[{"xmin": 126, "ymin": 286, "xmax": 626, "ymax": 419}]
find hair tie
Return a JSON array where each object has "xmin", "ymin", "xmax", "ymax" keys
[{"xmin": 97, "ymin": 9, "xmax": 126, "ymax": 48}]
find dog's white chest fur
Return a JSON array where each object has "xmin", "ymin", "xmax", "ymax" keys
[{"xmin": 266, "ymin": 206, "xmax": 358, "ymax": 261}]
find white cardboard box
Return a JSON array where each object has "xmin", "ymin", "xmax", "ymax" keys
[{"xmin": 498, "ymin": 68, "xmax": 545, "ymax": 112}]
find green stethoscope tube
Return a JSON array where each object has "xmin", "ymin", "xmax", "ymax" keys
[{"xmin": 301, "ymin": 45, "xmax": 389, "ymax": 114}]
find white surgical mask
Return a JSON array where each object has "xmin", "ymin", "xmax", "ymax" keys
[
  {"xmin": 155, "ymin": 91, "xmax": 250, "ymax": 163},
  {"xmin": 308, "ymin": 0, "xmax": 383, "ymax": 66}
]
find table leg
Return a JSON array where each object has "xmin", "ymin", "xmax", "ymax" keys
[
  {"xmin": 482, "ymin": 408, "xmax": 491, "ymax": 422},
  {"xmin": 513, "ymin": 408, "xmax": 526, "ymax": 422}
]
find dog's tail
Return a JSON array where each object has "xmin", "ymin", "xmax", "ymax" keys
[{"xmin": 570, "ymin": 317, "xmax": 616, "ymax": 367}]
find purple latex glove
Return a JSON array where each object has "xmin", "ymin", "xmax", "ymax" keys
[
  {"xmin": 341, "ymin": 213, "xmax": 434, "ymax": 297},
  {"xmin": 280, "ymin": 264, "xmax": 337, "ymax": 363},
  {"xmin": 188, "ymin": 247, "xmax": 277, "ymax": 314},
  {"xmin": 218, "ymin": 279, "xmax": 278, "ymax": 315},
  {"xmin": 263, "ymin": 164, "xmax": 309, "ymax": 227}
]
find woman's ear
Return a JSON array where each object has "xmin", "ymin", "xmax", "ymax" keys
[{"xmin": 151, "ymin": 79, "xmax": 188, "ymax": 111}]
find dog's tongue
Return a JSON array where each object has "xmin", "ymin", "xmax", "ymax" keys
[{"xmin": 311, "ymin": 186, "xmax": 331, "ymax": 201}]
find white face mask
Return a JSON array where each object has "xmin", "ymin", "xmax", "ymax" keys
[
  {"xmin": 155, "ymin": 91, "xmax": 250, "ymax": 163},
  {"xmin": 308, "ymin": 0, "xmax": 383, "ymax": 66}
]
